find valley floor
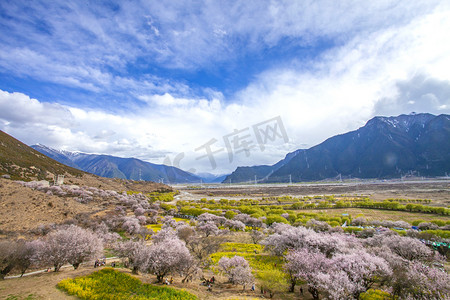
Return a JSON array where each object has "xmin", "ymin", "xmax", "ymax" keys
[{"xmin": 179, "ymin": 179, "xmax": 450, "ymax": 205}]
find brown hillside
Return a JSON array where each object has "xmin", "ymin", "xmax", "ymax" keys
[
  {"xmin": 0, "ymin": 176, "xmax": 171, "ymax": 236},
  {"xmin": 0, "ymin": 131, "xmax": 172, "ymax": 235},
  {"xmin": 0, "ymin": 178, "xmax": 101, "ymax": 235},
  {"xmin": 0, "ymin": 130, "xmax": 84, "ymax": 181},
  {"xmin": 0, "ymin": 130, "xmax": 171, "ymax": 192}
]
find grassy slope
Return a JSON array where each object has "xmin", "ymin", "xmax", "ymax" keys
[{"xmin": 0, "ymin": 130, "xmax": 84, "ymax": 180}]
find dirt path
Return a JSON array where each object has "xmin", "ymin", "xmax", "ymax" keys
[{"xmin": 0, "ymin": 266, "xmax": 90, "ymax": 300}]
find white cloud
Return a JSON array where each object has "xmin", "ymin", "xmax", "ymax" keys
[
  {"xmin": 0, "ymin": 88, "xmax": 293, "ymax": 173},
  {"xmin": 0, "ymin": 1, "xmax": 443, "ymax": 82},
  {"xmin": 0, "ymin": 90, "xmax": 74, "ymax": 126},
  {"xmin": 374, "ymin": 75, "xmax": 450, "ymax": 116},
  {"xmin": 1, "ymin": 1, "xmax": 449, "ymax": 174},
  {"xmin": 233, "ymin": 2, "xmax": 450, "ymax": 144}
]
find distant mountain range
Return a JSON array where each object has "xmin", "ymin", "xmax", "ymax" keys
[
  {"xmin": 31, "ymin": 145, "xmax": 227, "ymax": 184},
  {"xmin": 224, "ymin": 113, "xmax": 450, "ymax": 183},
  {"xmin": 5, "ymin": 113, "xmax": 448, "ymax": 184},
  {"xmin": 222, "ymin": 149, "xmax": 301, "ymax": 183},
  {"xmin": 195, "ymin": 172, "xmax": 229, "ymax": 184},
  {"xmin": 31, "ymin": 145, "xmax": 203, "ymax": 184}
]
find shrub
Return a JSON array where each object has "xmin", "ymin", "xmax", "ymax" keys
[
  {"xmin": 58, "ymin": 268, "xmax": 198, "ymax": 299},
  {"xmin": 422, "ymin": 230, "xmax": 450, "ymax": 239},
  {"xmin": 265, "ymin": 215, "xmax": 289, "ymax": 226},
  {"xmin": 257, "ymin": 269, "xmax": 289, "ymax": 298},
  {"xmin": 224, "ymin": 210, "xmax": 237, "ymax": 220},
  {"xmin": 360, "ymin": 289, "xmax": 391, "ymax": 300},
  {"xmin": 218, "ymin": 256, "xmax": 254, "ymax": 289}
]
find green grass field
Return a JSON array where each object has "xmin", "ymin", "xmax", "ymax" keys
[{"xmin": 299, "ymin": 208, "xmax": 450, "ymax": 223}]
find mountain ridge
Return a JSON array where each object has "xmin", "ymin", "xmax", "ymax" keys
[
  {"xmin": 31, "ymin": 145, "xmax": 203, "ymax": 184},
  {"xmin": 225, "ymin": 113, "xmax": 450, "ymax": 183}
]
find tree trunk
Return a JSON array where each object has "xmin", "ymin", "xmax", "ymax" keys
[
  {"xmin": 1, "ymin": 265, "xmax": 13, "ymax": 280},
  {"xmin": 289, "ymin": 279, "xmax": 296, "ymax": 292},
  {"xmin": 182, "ymin": 273, "xmax": 190, "ymax": 283},
  {"xmin": 132, "ymin": 266, "xmax": 139, "ymax": 274},
  {"xmin": 73, "ymin": 262, "xmax": 80, "ymax": 270},
  {"xmin": 309, "ymin": 286, "xmax": 320, "ymax": 300}
]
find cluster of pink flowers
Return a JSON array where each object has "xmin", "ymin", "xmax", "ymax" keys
[{"xmin": 263, "ymin": 222, "xmax": 450, "ymax": 299}]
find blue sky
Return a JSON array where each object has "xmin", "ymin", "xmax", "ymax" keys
[{"xmin": 1, "ymin": 1, "xmax": 450, "ymax": 174}]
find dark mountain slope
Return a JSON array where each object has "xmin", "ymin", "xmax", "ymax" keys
[
  {"xmin": 222, "ymin": 149, "xmax": 301, "ymax": 183},
  {"xmin": 225, "ymin": 113, "xmax": 450, "ymax": 183},
  {"xmin": 269, "ymin": 113, "xmax": 449, "ymax": 182}
]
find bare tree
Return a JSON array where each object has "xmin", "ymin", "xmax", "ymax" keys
[
  {"xmin": 0, "ymin": 241, "xmax": 16, "ymax": 279},
  {"xmin": 15, "ymin": 240, "xmax": 38, "ymax": 277},
  {"xmin": 250, "ymin": 230, "xmax": 265, "ymax": 244},
  {"xmin": 186, "ymin": 235, "xmax": 226, "ymax": 264}
]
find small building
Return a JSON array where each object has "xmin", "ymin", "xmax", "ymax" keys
[{"xmin": 53, "ymin": 174, "xmax": 64, "ymax": 186}]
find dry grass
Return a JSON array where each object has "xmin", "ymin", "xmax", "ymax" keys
[
  {"xmin": 0, "ymin": 176, "xmax": 172, "ymax": 236},
  {"xmin": 0, "ymin": 179, "xmax": 101, "ymax": 235}
]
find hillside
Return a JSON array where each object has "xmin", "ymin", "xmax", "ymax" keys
[
  {"xmin": 0, "ymin": 178, "xmax": 99, "ymax": 234},
  {"xmin": 32, "ymin": 145, "xmax": 202, "ymax": 184},
  {"xmin": 0, "ymin": 130, "xmax": 172, "ymax": 191},
  {"xmin": 0, "ymin": 130, "xmax": 174, "ymax": 234},
  {"xmin": 225, "ymin": 113, "xmax": 450, "ymax": 183},
  {"xmin": 0, "ymin": 130, "xmax": 85, "ymax": 181}
]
